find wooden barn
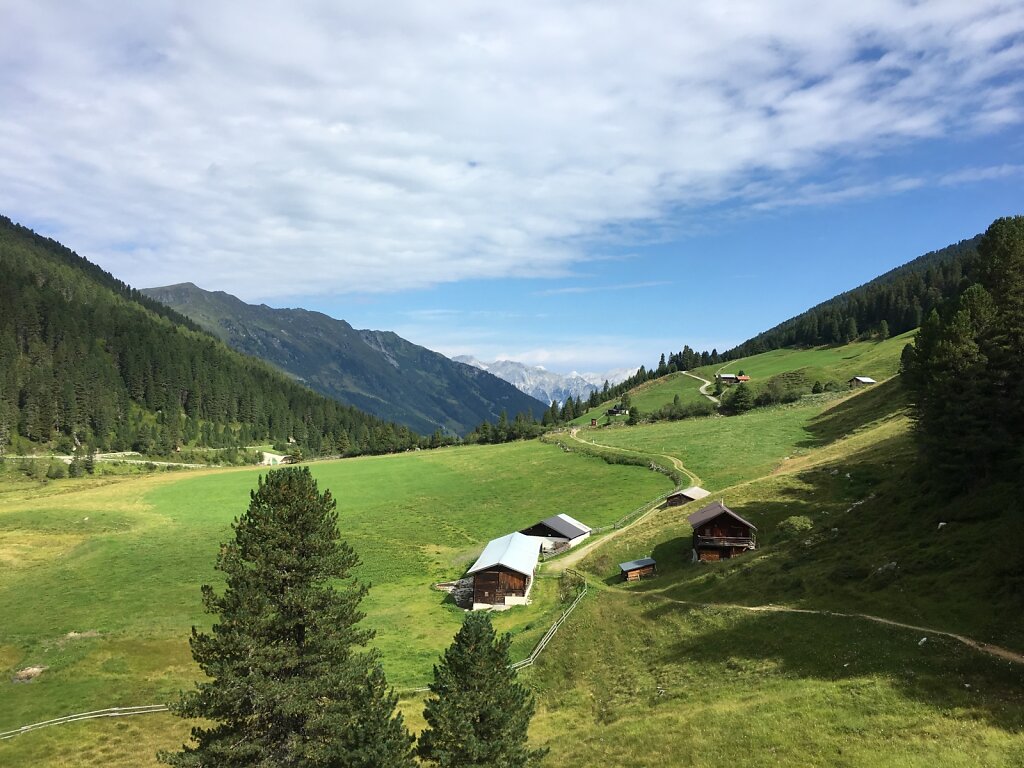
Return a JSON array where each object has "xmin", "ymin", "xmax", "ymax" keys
[
  {"xmin": 688, "ymin": 500, "xmax": 757, "ymax": 562},
  {"xmin": 519, "ymin": 513, "xmax": 592, "ymax": 552},
  {"xmin": 716, "ymin": 373, "xmax": 738, "ymax": 385},
  {"xmin": 619, "ymin": 557, "xmax": 657, "ymax": 581},
  {"xmin": 849, "ymin": 376, "xmax": 877, "ymax": 388},
  {"xmin": 665, "ymin": 486, "xmax": 711, "ymax": 507},
  {"xmin": 467, "ymin": 532, "xmax": 541, "ymax": 610}
]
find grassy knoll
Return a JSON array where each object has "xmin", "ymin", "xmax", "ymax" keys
[
  {"xmin": 572, "ymin": 371, "xmax": 710, "ymax": 426},
  {"xmin": 0, "ymin": 441, "xmax": 669, "ymax": 766},
  {"xmin": 695, "ymin": 331, "xmax": 914, "ymax": 386},
  {"xmin": 528, "ymin": 590, "xmax": 1024, "ymax": 767}
]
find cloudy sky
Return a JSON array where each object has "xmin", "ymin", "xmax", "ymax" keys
[{"xmin": 2, "ymin": 2, "xmax": 1023, "ymax": 373}]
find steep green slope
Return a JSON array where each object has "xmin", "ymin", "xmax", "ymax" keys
[
  {"xmin": 142, "ymin": 282, "xmax": 546, "ymax": 436},
  {"xmin": 0, "ymin": 216, "xmax": 418, "ymax": 457}
]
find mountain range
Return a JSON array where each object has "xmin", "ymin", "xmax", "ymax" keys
[
  {"xmin": 451, "ymin": 357, "xmax": 637, "ymax": 405},
  {"xmin": 142, "ymin": 283, "xmax": 546, "ymax": 436}
]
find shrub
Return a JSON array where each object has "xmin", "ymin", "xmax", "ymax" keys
[
  {"xmin": 777, "ymin": 515, "xmax": 814, "ymax": 537},
  {"xmin": 46, "ymin": 460, "xmax": 68, "ymax": 480}
]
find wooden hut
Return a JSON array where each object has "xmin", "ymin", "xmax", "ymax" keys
[
  {"xmin": 467, "ymin": 532, "xmax": 541, "ymax": 610},
  {"xmin": 688, "ymin": 500, "xmax": 757, "ymax": 562},
  {"xmin": 519, "ymin": 513, "xmax": 592, "ymax": 552},
  {"xmin": 665, "ymin": 486, "xmax": 711, "ymax": 507},
  {"xmin": 849, "ymin": 376, "xmax": 877, "ymax": 388},
  {"xmin": 619, "ymin": 557, "xmax": 657, "ymax": 582}
]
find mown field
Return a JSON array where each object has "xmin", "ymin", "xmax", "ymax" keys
[
  {"xmin": 694, "ymin": 331, "xmax": 914, "ymax": 386},
  {"xmin": 572, "ymin": 370, "xmax": 710, "ymax": 426},
  {"xmin": 0, "ymin": 441, "xmax": 670, "ymax": 766}
]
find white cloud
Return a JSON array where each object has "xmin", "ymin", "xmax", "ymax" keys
[{"xmin": 1, "ymin": 1, "xmax": 1022, "ymax": 298}]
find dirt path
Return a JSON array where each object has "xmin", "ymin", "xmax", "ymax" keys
[
  {"xmin": 628, "ymin": 591, "xmax": 1024, "ymax": 666},
  {"xmin": 565, "ymin": 428, "xmax": 700, "ymax": 486},
  {"xmin": 682, "ymin": 371, "xmax": 720, "ymax": 405}
]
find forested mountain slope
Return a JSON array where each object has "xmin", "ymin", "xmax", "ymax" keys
[
  {"xmin": 0, "ymin": 216, "xmax": 419, "ymax": 457},
  {"xmin": 142, "ymin": 283, "xmax": 546, "ymax": 436},
  {"xmin": 726, "ymin": 236, "xmax": 981, "ymax": 358}
]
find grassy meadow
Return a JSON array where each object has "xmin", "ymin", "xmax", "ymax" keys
[
  {"xmin": 4, "ymin": 335, "xmax": 1023, "ymax": 766},
  {"xmin": 530, "ymin": 590, "xmax": 1024, "ymax": 767},
  {"xmin": 695, "ymin": 331, "xmax": 914, "ymax": 386},
  {"xmin": 0, "ymin": 441, "xmax": 670, "ymax": 765},
  {"xmin": 572, "ymin": 370, "xmax": 710, "ymax": 426}
]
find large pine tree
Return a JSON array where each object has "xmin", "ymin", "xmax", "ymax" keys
[
  {"xmin": 418, "ymin": 613, "xmax": 546, "ymax": 768},
  {"xmin": 902, "ymin": 216, "xmax": 1024, "ymax": 489},
  {"xmin": 161, "ymin": 467, "xmax": 414, "ymax": 767}
]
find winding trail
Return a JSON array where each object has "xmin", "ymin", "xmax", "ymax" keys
[
  {"xmin": 625, "ymin": 590, "xmax": 1024, "ymax": 665},
  {"xmin": 682, "ymin": 370, "xmax": 720, "ymax": 405}
]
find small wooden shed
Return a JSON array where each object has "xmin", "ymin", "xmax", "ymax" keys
[
  {"xmin": 665, "ymin": 486, "xmax": 711, "ymax": 507},
  {"xmin": 467, "ymin": 532, "xmax": 541, "ymax": 610},
  {"xmin": 619, "ymin": 557, "xmax": 657, "ymax": 582},
  {"xmin": 849, "ymin": 376, "xmax": 877, "ymax": 388},
  {"xmin": 688, "ymin": 501, "xmax": 757, "ymax": 562}
]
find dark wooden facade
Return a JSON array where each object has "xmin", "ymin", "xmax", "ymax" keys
[
  {"xmin": 692, "ymin": 513, "xmax": 755, "ymax": 561},
  {"xmin": 473, "ymin": 566, "xmax": 529, "ymax": 606}
]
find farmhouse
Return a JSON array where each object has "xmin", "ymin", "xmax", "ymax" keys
[
  {"xmin": 619, "ymin": 557, "xmax": 657, "ymax": 581},
  {"xmin": 737, "ymin": 374, "xmax": 751, "ymax": 382},
  {"xmin": 688, "ymin": 500, "xmax": 757, "ymax": 562},
  {"xmin": 665, "ymin": 486, "xmax": 712, "ymax": 507},
  {"xmin": 467, "ymin": 532, "xmax": 541, "ymax": 610},
  {"xmin": 716, "ymin": 373, "xmax": 738, "ymax": 385},
  {"xmin": 519, "ymin": 513, "xmax": 592, "ymax": 552},
  {"xmin": 849, "ymin": 376, "xmax": 877, "ymax": 387}
]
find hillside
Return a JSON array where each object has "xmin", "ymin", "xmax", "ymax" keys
[
  {"xmin": 143, "ymin": 283, "xmax": 546, "ymax": 436},
  {"xmin": 726, "ymin": 235, "xmax": 981, "ymax": 358},
  {"xmin": 0, "ymin": 216, "xmax": 419, "ymax": 458}
]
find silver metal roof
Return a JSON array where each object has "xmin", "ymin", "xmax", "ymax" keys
[
  {"xmin": 467, "ymin": 532, "xmax": 541, "ymax": 577},
  {"xmin": 542, "ymin": 513, "xmax": 591, "ymax": 539},
  {"xmin": 668, "ymin": 486, "xmax": 711, "ymax": 501},
  {"xmin": 851, "ymin": 376, "xmax": 877, "ymax": 383},
  {"xmin": 619, "ymin": 557, "xmax": 656, "ymax": 571}
]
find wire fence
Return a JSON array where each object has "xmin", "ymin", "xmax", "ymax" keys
[
  {"xmin": 2, "ymin": 572, "xmax": 591, "ymax": 739},
  {"xmin": 0, "ymin": 705, "xmax": 169, "ymax": 741}
]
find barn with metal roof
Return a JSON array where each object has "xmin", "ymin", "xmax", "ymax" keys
[
  {"xmin": 519, "ymin": 513, "xmax": 592, "ymax": 551},
  {"xmin": 467, "ymin": 532, "xmax": 542, "ymax": 610}
]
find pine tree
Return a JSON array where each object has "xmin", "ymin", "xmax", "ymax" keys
[
  {"xmin": 418, "ymin": 613, "xmax": 546, "ymax": 768},
  {"xmin": 160, "ymin": 467, "xmax": 414, "ymax": 767}
]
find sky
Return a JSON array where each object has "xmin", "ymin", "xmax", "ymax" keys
[{"xmin": 2, "ymin": 2, "xmax": 1023, "ymax": 375}]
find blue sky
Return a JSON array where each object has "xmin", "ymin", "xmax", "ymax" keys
[{"xmin": 2, "ymin": 2, "xmax": 1022, "ymax": 374}]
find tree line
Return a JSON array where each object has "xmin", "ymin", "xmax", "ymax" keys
[
  {"xmin": 724, "ymin": 236, "xmax": 982, "ymax": 359},
  {"xmin": 0, "ymin": 217, "xmax": 423, "ymax": 460}
]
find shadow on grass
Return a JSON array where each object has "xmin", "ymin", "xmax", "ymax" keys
[
  {"xmin": 640, "ymin": 599, "xmax": 1024, "ymax": 732},
  {"xmin": 799, "ymin": 378, "xmax": 907, "ymax": 448}
]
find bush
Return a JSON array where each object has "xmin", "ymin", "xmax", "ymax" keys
[
  {"xmin": 46, "ymin": 460, "xmax": 67, "ymax": 480},
  {"xmin": 777, "ymin": 515, "xmax": 814, "ymax": 537}
]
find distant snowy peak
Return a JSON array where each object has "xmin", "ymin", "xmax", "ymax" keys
[
  {"xmin": 452, "ymin": 355, "xmax": 488, "ymax": 371},
  {"xmin": 453, "ymin": 356, "xmax": 634, "ymax": 405},
  {"xmin": 574, "ymin": 367, "xmax": 639, "ymax": 388}
]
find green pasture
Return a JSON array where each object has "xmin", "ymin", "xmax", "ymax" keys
[
  {"xmin": 579, "ymin": 397, "xmax": 829, "ymax": 490},
  {"xmin": 572, "ymin": 371, "xmax": 710, "ymax": 425},
  {"xmin": 695, "ymin": 331, "xmax": 913, "ymax": 386},
  {"xmin": 0, "ymin": 441, "xmax": 670, "ymax": 765},
  {"xmin": 530, "ymin": 590, "xmax": 1024, "ymax": 767}
]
